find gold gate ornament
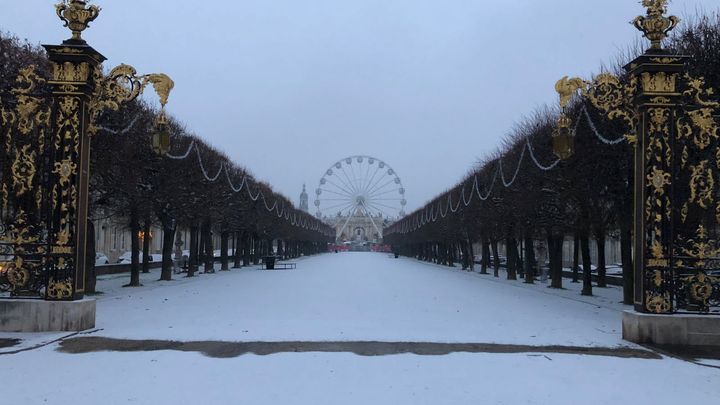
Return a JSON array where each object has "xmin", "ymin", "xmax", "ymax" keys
[
  {"xmin": 553, "ymin": 0, "xmax": 720, "ymax": 314},
  {"xmin": 1, "ymin": 1, "xmax": 173, "ymax": 300}
]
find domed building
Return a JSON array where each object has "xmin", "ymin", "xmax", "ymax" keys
[{"xmin": 299, "ymin": 184, "xmax": 309, "ymax": 212}]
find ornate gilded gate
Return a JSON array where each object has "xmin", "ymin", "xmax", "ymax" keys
[
  {"xmin": 557, "ymin": 0, "xmax": 720, "ymax": 314},
  {"xmin": 0, "ymin": 67, "xmax": 55, "ymax": 298},
  {"xmin": 664, "ymin": 65, "xmax": 720, "ymax": 313},
  {"xmin": 0, "ymin": 0, "xmax": 172, "ymax": 300}
]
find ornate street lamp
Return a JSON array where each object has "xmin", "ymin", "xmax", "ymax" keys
[
  {"xmin": 550, "ymin": 0, "xmax": 681, "ymax": 162},
  {"xmin": 552, "ymin": 113, "xmax": 574, "ymax": 160},
  {"xmin": 552, "ymin": 76, "xmax": 586, "ymax": 160},
  {"xmin": 152, "ymin": 111, "xmax": 171, "ymax": 155}
]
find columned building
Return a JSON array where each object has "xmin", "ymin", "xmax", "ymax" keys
[{"xmin": 325, "ymin": 211, "xmax": 389, "ymax": 243}]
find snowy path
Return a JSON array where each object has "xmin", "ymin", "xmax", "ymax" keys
[
  {"xmin": 2, "ymin": 252, "xmax": 718, "ymax": 405},
  {"xmin": 92, "ymin": 252, "xmax": 628, "ymax": 346}
]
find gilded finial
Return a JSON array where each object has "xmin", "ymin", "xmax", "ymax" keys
[
  {"xmin": 55, "ymin": 0, "xmax": 101, "ymax": 42},
  {"xmin": 633, "ymin": 0, "xmax": 680, "ymax": 51}
]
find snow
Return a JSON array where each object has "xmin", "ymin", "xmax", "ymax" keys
[
  {"xmin": 2, "ymin": 252, "xmax": 718, "ymax": 404},
  {"xmin": 89, "ymin": 253, "xmax": 628, "ymax": 346},
  {"xmin": 3, "ymin": 349, "xmax": 718, "ymax": 405}
]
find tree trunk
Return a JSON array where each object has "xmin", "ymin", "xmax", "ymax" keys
[
  {"xmin": 506, "ymin": 237, "xmax": 517, "ymax": 280},
  {"xmin": 198, "ymin": 227, "xmax": 206, "ymax": 267},
  {"xmin": 549, "ymin": 234, "xmax": 563, "ymax": 289},
  {"xmin": 524, "ymin": 235, "xmax": 534, "ymax": 284},
  {"xmin": 557, "ymin": 236, "xmax": 563, "ymax": 286},
  {"xmin": 481, "ymin": 237, "xmax": 490, "ymax": 274},
  {"xmin": 127, "ymin": 211, "xmax": 141, "ymax": 287},
  {"xmin": 580, "ymin": 232, "xmax": 593, "ymax": 296},
  {"xmin": 466, "ymin": 238, "xmax": 475, "ymax": 271},
  {"xmin": 234, "ymin": 231, "xmax": 242, "ymax": 268},
  {"xmin": 204, "ymin": 221, "xmax": 214, "ymax": 273},
  {"xmin": 220, "ymin": 231, "xmax": 229, "ymax": 271},
  {"xmin": 547, "ymin": 236, "xmax": 555, "ymax": 284},
  {"xmin": 141, "ymin": 219, "xmax": 151, "ymax": 274},
  {"xmin": 160, "ymin": 222, "xmax": 175, "ymax": 281},
  {"xmin": 595, "ymin": 230, "xmax": 607, "ymax": 287},
  {"xmin": 243, "ymin": 232, "xmax": 251, "ymax": 266},
  {"xmin": 252, "ymin": 235, "xmax": 260, "ymax": 265},
  {"xmin": 517, "ymin": 238, "xmax": 525, "ymax": 278},
  {"xmin": 491, "ymin": 240, "xmax": 500, "ymax": 277},
  {"xmin": 187, "ymin": 225, "xmax": 198, "ymax": 277},
  {"xmin": 621, "ymin": 225, "xmax": 634, "ymax": 305},
  {"xmin": 85, "ymin": 219, "xmax": 97, "ymax": 294},
  {"xmin": 572, "ymin": 233, "xmax": 580, "ymax": 283}
]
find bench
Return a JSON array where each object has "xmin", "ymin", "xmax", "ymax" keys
[
  {"xmin": 273, "ymin": 262, "xmax": 296, "ymax": 270},
  {"xmin": 261, "ymin": 256, "xmax": 296, "ymax": 270}
]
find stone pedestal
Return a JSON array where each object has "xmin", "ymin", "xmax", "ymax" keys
[
  {"xmin": 0, "ymin": 299, "xmax": 95, "ymax": 332},
  {"xmin": 622, "ymin": 310, "xmax": 720, "ymax": 346}
]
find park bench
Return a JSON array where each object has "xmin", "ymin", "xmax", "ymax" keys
[
  {"xmin": 273, "ymin": 262, "xmax": 297, "ymax": 270},
  {"xmin": 262, "ymin": 255, "xmax": 297, "ymax": 270}
]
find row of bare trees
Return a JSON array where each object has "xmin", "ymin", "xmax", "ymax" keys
[
  {"xmin": 1, "ymin": 31, "xmax": 334, "ymax": 293},
  {"xmin": 384, "ymin": 14, "xmax": 720, "ymax": 304}
]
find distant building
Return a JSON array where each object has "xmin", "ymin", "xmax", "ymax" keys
[
  {"xmin": 324, "ymin": 210, "xmax": 391, "ymax": 244},
  {"xmin": 299, "ymin": 184, "xmax": 309, "ymax": 212},
  {"xmin": 93, "ymin": 209, "xmax": 220, "ymax": 263}
]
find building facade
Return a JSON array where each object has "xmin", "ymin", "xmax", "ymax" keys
[{"xmin": 93, "ymin": 217, "xmax": 221, "ymax": 263}]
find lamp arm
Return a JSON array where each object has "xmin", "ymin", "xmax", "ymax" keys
[{"xmin": 88, "ymin": 64, "xmax": 174, "ymax": 135}]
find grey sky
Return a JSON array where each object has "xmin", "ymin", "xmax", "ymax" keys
[{"xmin": 2, "ymin": 0, "xmax": 718, "ymax": 213}]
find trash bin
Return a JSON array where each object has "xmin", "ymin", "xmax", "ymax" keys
[{"xmin": 265, "ymin": 256, "xmax": 276, "ymax": 270}]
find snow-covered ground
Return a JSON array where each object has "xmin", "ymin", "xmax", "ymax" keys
[{"xmin": 1, "ymin": 252, "xmax": 718, "ymax": 404}]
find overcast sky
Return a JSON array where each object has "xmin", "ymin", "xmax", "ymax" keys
[{"xmin": 2, "ymin": 0, "xmax": 718, "ymax": 213}]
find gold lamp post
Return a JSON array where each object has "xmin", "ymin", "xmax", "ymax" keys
[
  {"xmin": 551, "ymin": 2, "xmax": 682, "ymax": 157},
  {"xmin": 551, "ymin": 114, "xmax": 574, "ymax": 160},
  {"xmin": 153, "ymin": 111, "xmax": 171, "ymax": 155},
  {"xmin": 551, "ymin": 77, "xmax": 586, "ymax": 160}
]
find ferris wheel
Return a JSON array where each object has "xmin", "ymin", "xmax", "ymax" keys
[{"xmin": 315, "ymin": 155, "xmax": 407, "ymax": 236}]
